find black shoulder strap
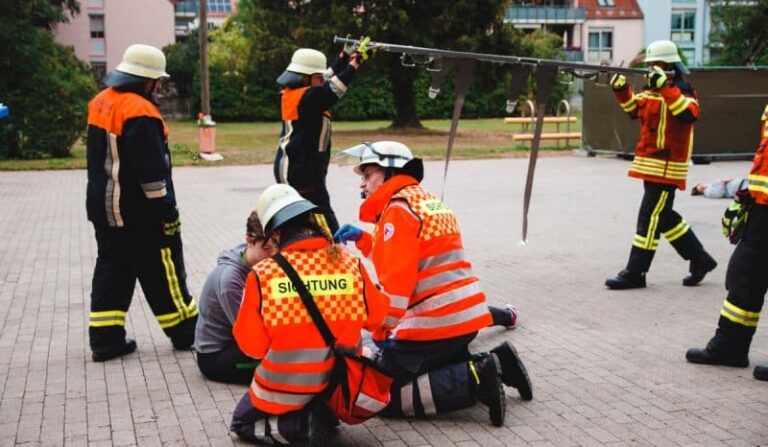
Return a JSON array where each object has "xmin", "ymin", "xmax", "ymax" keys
[{"xmin": 271, "ymin": 253, "xmax": 336, "ymax": 347}]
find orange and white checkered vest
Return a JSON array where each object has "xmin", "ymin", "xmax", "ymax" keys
[
  {"xmin": 247, "ymin": 245, "xmax": 367, "ymax": 414},
  {"xmin": 385, "ymin": 185, "xmax": 492, "ymax": 341}
]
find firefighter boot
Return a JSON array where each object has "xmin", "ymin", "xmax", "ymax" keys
[
  {"xmin": 605, "ymin": 269, "xmax": 646, "ymax": 290},
  {"xmin": 754, "ymin": 364, "xmax": 768, "ymax": 381},
  {"xmin": 491, "ymin": 341, "xmax": 533, "ymax": 401},
  {"xmin": 473, "ymin": 353, "xmax": 506, "ymax": 427},
  {"xmin": 686, "ymin": 338, "xmax": 749, "ymax": 368},
  {"xmin": 92, "ymin": 338, "xmax": 137, "ymax": 362},
  {"xmin": 168, "ymin": 316, "xmax": 197, "ymax": 350},
  {"xmin": 682, "ymin": 252, "xmax": 717, "ymax": 286}
]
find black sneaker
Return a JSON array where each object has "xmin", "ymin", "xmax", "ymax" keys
[
  {"xmin": 92, "ymin": 338, "xmax": 137, "ymax": 362},
  {"xmin": 682, "ymin": 253, "xmax": 717, "ymax": 286},
  {"xmin": 605, "ymin": 269, "xmax": 646, "ymax": 290},
  {"xmin": 491, "ymin": 342, "xmax": 533, "ymax": 401},
  {"xmin": 171, "ymin": 335, "xmax": 194, "ymax": 351},
  {"xmin": 754, "ymin": 364, "xmax": 768, "ymax": 381},
  {"xmin": 474, "ymin": 353, "xmax": 506, "ymax": 427},
  {"xmin": 685, "ymin": 346, "xmax": 748, "ymax": 368}
]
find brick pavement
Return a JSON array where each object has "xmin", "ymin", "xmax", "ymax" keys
[{"xmin": 0, "ymin": 155, "xmax": 765, "ymax": 446}]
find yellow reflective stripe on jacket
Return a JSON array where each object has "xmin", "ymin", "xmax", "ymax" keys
[
  {"xmin": 749, "ymin": 173, "xmax": 768, "ymax": 195},
  {"xmin": 89, "ymin": 310, "xmax": 127, "ymax": 327},
  {"xmin": 668, "ymin": 96, "xmax": 697, "ymax": 116},
  {"xmin": 720, "ymin": 301, "xmax": 760, "ymax": 327},
  {"xmin": 621, "ymin": 95, "xmax": 637, "ymax": 112},
  {"xmin": 662, "ymin": 220, "xmax": 690, "ymax": 242},
  {"xmin": 631, "ymin": 157, "xmax": 688, "ymax": 180},
  {"xmin": 656, "ymin": 101, "xmax": 668, "ymax": 149}
]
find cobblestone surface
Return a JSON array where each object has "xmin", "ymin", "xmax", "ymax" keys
[{"xmin": 0, "ymin": 155, "xmax": 765, "ymax": 446}]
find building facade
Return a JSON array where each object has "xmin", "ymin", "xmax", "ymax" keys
[
  {"xmin": 174, "ymin": 0, "xmax": 238, "ymax": 41},
  {"xmin": 505, "ymin": 1, "xmax": 645, "ymax": 67},
  {"xmin": 636, "ymin": 0, "xmax": 714, "ymax": 66},
  {"xmin": 54, "ymin": 0, "xmax": 176, "ymax": 80}
]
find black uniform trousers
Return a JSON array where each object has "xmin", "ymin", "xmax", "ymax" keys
[
  {"xmin": 230, "ymin": 393, "xmax": 330, "ymax": 445},
  {"xmin": 196, "ymin": 344, "xmax": 259, "ymax": 385},
  {"xmin": 711, "ymin": 204, "xmax": 768, "ymax": 354},
  {"xmin": 626, "ymin": 181, "xmax": 707, "ymax": 274},
  {"xmin": 89, "ymin": 224, "xmax": 198, "ymax": 353},
  {"xmin": 377, "ymin": 333, "xmax": 480, "ymax": 418}
]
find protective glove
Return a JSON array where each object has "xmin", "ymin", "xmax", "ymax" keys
[
  {"xmin": 333, "ymin": 224, "xmax": 362, "ymax": 244},
  {"xmin": 0, "ymin": 103, "xmax": 8, "ymax": 120},
  {"xmin": 646, "ymin": 66, "xmax": 668, "ymax": 89},
  {"xmin": 721, "ymin": 190, "xmax": 753, "ymax": 244},
  {"xmin": 162, "ymin": 206, "xmax": 181, "ymax": 237},
  {"xmin": 610, "ymin": 74, "xmax": 627, "ymax": 91}
]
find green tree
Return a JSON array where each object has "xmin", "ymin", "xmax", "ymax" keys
[
  {"xmin": 708, "ymin": 0, "xmax": 768, "ymax": 65},
  {"xmin": 0, "ymin": 0, "xmax": 98, "ymax": 158}
]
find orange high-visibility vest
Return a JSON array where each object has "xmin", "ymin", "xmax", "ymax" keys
[
  {"xmin": 613, "ymin": 81, "xmax": 700, "ymax": 190},
  {"xmin": 233, "ymin": 237, "xmax": 387, "ymax": 415},
  {"xmin": 748, "ymin": 103, "xmax": 768, "ymax": 205},
  {"xmin": 357, "ymin": 176, "xmax": 492, "ymax": 342}
]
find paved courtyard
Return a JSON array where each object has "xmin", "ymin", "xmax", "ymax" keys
[{"xmin": 0, "ymin": 155, "xmax": 766, "ymax": 446}]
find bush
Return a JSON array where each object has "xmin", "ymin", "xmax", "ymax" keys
[{"xmin": 0, "ymin": 28, "xmax": 97, "ymax": 159}]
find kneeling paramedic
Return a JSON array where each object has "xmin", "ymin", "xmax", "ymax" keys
[
  {"xmin": 686, "ymin": 103, "xmax": 768, "ymax": 382},
  {"xmin": 335, "ymin": 141, "xmax": 534, "ymax": 427},
  {"xmin": 230, "ymin": 184, "xmax": 389, "ymax": 445}
]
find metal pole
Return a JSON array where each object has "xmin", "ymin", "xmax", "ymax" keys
[{"xmin": 199, "ymin": 0, "xmax": 210, "ymax": 116}]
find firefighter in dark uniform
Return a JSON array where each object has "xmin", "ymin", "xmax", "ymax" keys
[
  {"xmin": 605, "ymin": 40, "xmax": 717, "ymax": 290},
  {"xmin": 273, "ymin": 46, "xmax": 363, "ymax": 235},
  {"xmin": 687, "ymin": 103, "xmax": 768, "ymax": 381},
  {"xmin": 86, "ymin": 44, "xmax": 197, "ymax": 361}
]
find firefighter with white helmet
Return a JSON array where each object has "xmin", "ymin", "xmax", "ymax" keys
[
  {"xmin": 229, "ymin": 184, "xmax": 388, "ymax": 444},
  {"xmin": 605, "ymin": 40, "xmax": 717, "ymax": 290},
  {"xmin": 86, "ymin": 44, "xmax": 197, "ymax": 361},
  {"xmin": 273, "ymin": 43, "xmax": 367, "ymax": 236},
  {"xmin": 334, "ymin": 141, "xmax": 532, "ymax": 427}
]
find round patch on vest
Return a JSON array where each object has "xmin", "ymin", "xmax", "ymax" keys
[{"xmin": 383, "ymin": 223, "xmax": 395, "ymax": 241}]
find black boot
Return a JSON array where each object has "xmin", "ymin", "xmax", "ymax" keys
[
  {"xmin": 754, "ymin": 364, "xmax": 768, "ymax": 381},
  {"xmin": 605, "ymin": 269, "xmax": 646, "ymax": 290},
  {"xmin": 92, "ymin": 338, "xmax": 137, "ymax": 362},
  {"xmin": 682, "ymin": 252, "xmax": 717, "ymax": 286},
  {"xmin": 490, "ymin": 342, "xmax": 533, "ymax": 401},
  {"xmin": 686, "ymin": 338, "xmax": 748, "ymax": 368},
  {"xmin": 168, "ymin": 315, "xmax": 197, "ymax": 350},
  {"xmin": 474, "ymin": 354, "xmax": 506, "ymax": 427}
]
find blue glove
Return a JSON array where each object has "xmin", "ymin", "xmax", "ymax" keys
[
  {"xmin": 0, "ymin": 103, "xmax": 9, "ymax": 120},
  {"xmin": 334, "ymin": 224, "xmax": 362, "ymax": 244}
]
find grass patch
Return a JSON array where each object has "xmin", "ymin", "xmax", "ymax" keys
[{"xmin": 0, "ymin": 116, "xmax": 581, "ymax": 170}]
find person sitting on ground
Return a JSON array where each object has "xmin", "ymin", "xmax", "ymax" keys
[
  {"xmin": 691, "ymin": 178, "xmax": 748, "ymax": 199},
  {"xmin": 193, "ymin": 211, "xmax": 276, "ymax": 385}
]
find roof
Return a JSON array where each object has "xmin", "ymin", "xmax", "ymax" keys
[{"xmin": 581, "ymin": 0, "xmax": 644, "ymax": 20}]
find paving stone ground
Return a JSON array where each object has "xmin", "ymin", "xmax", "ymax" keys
[{"xmin": 0, "ymin": 155, "xmax": 766, "ymax": 446}]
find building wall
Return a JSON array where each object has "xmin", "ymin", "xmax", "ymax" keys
[
  {"xmin": 636, "ymin": 0, "xmax": 711, "ymax": 66},
  {"xmin": 636, "ymin": 0, "xmax": 671, "ymax": 44},
  {"xmin": 55, "ymin": 0, "xmax": 175, "ymax": 73},
  {"xmin": 582, "ymin": 19, "xmax": 644, "ymax": 66}
]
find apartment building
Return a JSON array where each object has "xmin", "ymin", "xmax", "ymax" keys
[
  {"xmin": 505, "ymin": 0, "xmax": 645, "ymax": 66},
  {"xmin": 636, "ymin": 0, "xmax": 715, "ymax": 66},
  {"xmin": 54, "ymin": 0, "xmax": 238, "ymax": 79}
]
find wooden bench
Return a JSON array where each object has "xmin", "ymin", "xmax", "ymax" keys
[
  {"xmin": 511, "ymin": 132, "xmax": 582, "ymax": 142},
  {"xmin": 504, "ymin": 116, "xmax": 577, "ymax": 125}
]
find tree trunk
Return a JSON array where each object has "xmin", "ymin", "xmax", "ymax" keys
[{"xmin": 388, "ymin": 61, "xmax": 422, "ymax": 129}]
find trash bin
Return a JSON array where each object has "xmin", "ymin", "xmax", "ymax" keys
[{"xmin": 196, "ymin": 113, "xmax": 216, "ymax": 154}]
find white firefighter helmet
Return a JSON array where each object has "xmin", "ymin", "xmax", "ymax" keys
[
  {"xmin": 277, "ymin": 48, "xmax": 327, "ymax": 86},
  {"xmin": 104, "ymin": 44, "xmax": 170, "ymax": 87},
  {"xmin": 255, "ymin": 184, "xmax": 318, "ymax": 233},
  {"xmin": 645, "ymin": 39, "xmax": 689, "ymax": 74},
  {"xmin": 343, "ymin": 141, "xmax": 414, "ymax": 175},
  {"xmin": 645, "ymin": 40, "xmax": 682, "ymax": 64},
  {"xmin": 116, "ymin": 44, "xmax": 170, "ymax": 79}
]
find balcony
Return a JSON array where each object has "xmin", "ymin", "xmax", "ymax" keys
[
  {"xmin": 563, "ymin": 48, "xmax": 584, "ymax": 62},
  {"xmin": 505, "ymin": 6, "xmax": 586, "ymax": 24},
  {"xmin": 175, "ymin": 0, "xmax": 198, "ymax": 15}
]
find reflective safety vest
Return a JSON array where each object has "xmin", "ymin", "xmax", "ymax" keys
[
  {"xmin": 233, "ymin": 237, "xmax": 387, "ymax": 415},
  {"xmin": 613, "ymin": 79, "xmax": 700, "ymax": 190},
  {"xmin": 748, "ymin": 103, "xmax": 768, "ymax": 205},
  {"xmin": 357, "ymin": 175, "xmax": 492, "ymax": 342}
]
